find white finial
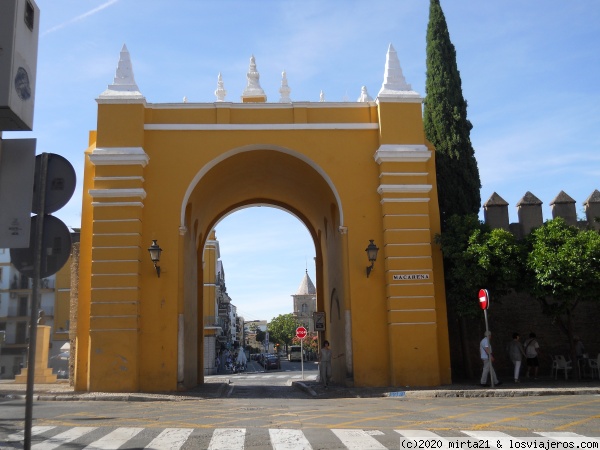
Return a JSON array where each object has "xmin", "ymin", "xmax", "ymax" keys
[
  {"xmin": 319, "ymin": 90, "xmax": 325, "ymax": 102},
  {"xmin": 183, "ymin": 96, "xmax": 187, "ymax": 103},
  {"xmin": 279, "ymin": 70, "xmax": 292, "ymax": 103},
  {"xmin": 377, "ymin": 43, "xmax": 420, "ymax": 100},
  {"xmin": 357, "ymin": 86, "xmax": 373, "ymax": 102},
  {"xmin": 342, "ymin": 91, "xmax": 350, "ymax": 102},
  {"xmin": 98, "ymin": 44, "xmax": 144, "ymax": 100},
  {"xmin": 215, "ymin": 72, "xmax": 227, "ymax": 102},
  {"xmin": 241, "ymin": 55, "xmax": 266, "ymax": 102}
]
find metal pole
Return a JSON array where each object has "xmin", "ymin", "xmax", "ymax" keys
[
  {"xmin": 300, "ymin": 338, "xmax": 304, "ymax": 380},
  {"xmin": 483, "ymin": 309, "xmax": 495, "ymax": 388},
  {"xmin": 24, "ymin": 152, "xmax": 48, "ymax": 450}
]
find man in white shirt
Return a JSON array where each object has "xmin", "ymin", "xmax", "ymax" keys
[{"xmin": 480, "ymin": 331, "xmax": 501, "ymax": 386}]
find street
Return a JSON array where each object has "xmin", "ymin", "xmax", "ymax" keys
[
  {"xmin": 209, "ymin": 358, "xmax": 319, "ymax": 399},
  {"xmin": 1, "ymin": 361, "xmax": 599, "ymax": 449}
]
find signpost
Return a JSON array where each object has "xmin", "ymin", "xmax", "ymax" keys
[
  {"xmin": 9, "ymin": 153, "xmax": 75, "ymax": 448},
  {"xmin": 313, "ymin": 312, "xmax": 325, "ymax": 331},
  {"xmin": 478, "ymin": 288, "xmax": 496, "ymax": 388},
  {"xmin": 296, "ymin": 326, "xmax": 307, "ymax": 379}
]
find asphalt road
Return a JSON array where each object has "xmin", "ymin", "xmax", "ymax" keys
[{"xmin": 1, "ymin": 361, "xmax": 599, "ymax": 449}]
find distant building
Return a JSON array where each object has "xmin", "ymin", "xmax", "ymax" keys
[
  {"xmin": 0, "ymin": 231, "xmax": 78, "ymax": 379},
  {"xmin": 292, "ymin": 270, "xmax": 316, "ymax": 331},
  {"xmin": 203, "ymin": 232, "xmax": 239, "ymax": 375}
]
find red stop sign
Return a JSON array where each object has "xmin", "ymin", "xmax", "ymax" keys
[
  {"xmin": 478, "ymin": 289, "xmax": 490, "ymax": 310},
  {"xmin": 296, "ymin": 326, "xmax": 307, "ymax": 339}
]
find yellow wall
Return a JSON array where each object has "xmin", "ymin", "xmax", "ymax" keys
[{"xmin": 77, "ymin": 97, "xmax": 450, "ymax": 392}]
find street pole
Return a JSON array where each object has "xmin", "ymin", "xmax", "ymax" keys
[
  {"xmin": 300, "ymin": 338, "xmax": 304, "ymax": 380},
  {"xmin": 24, "ymin": 152, "xmax": 48, "ymax": 449}
]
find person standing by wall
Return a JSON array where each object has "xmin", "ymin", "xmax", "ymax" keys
[
  {"xmin": 508, "ymin": 332, "xmax": 526, "ymax": 383},
  {"xmin": 480, "ymin": 331, "xmax": 501, "ymax": 386},
  {"xmin": 523, "ymin": 332, "xmax": 541, "ymax": 380},
  {"xmin": 318, "ymin": 341, "xmax": 332, "ymax": 388}
]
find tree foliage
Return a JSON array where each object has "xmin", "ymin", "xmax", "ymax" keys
[
  {"xmin": 524, "ymin": 218, "xmax": 600, "ymax": 328},
  {"xmin": 255, "ymin": 329, "xmax": 265, "ymax": 344},
  {"xmin": 435, "ymin": 214, "xmax": 486, "ymax": 317},
  {"xmin": 424, "ymin": 0, "xmax": 481, "ymax": 225},
  {"xmin": 268, "ymin": 313, "xmax": 301, "ymax": 347},
  {"xmin": 523, "ymin": 218, "xmax": 600, "ymax": 375},
  {"xmin": 436, "ymin": 214, "xmax": 522, "ymax": 317}
]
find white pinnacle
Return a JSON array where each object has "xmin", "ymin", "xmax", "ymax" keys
[
  {"xmin": 215, "ymin": 72, "xmax": 227, "ymax": 102},
  {"xmin": 241, "ymin": 55, "xmax": 266, "ymax": 101},
  {"xmin": 377, "ymin": 43, "xmax": 420, "ymax": 99},
  {"xmin": 278, "ymin": 70, "xmax": 292, "ymax": 103},
  {"xmin": 98, "ymin": 44, "xmax": 144, "ymax": 100},
  {"xmin": 357, "ymin": 86, "xmax": 373, "ymax": 102}
]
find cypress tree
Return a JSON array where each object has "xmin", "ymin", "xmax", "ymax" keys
[{"xmin": 424, "ymin": 0, "xmax": 481, "ymax": 226}]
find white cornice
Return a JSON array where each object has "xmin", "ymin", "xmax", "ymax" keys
[
  {"xmin": 380, "ymin": 198, "xmax": 430, "ymax": 203},
  {"xmin": 377, "ymin": 184, "xmax": 432, "ymax": 194},
  {"xmin": 376, "ymin": 96, "xmax": 423, "ymax": 104},
  {"xmin": 89, "ymin": 147, "xmax": 149, "ymax": 167},
  {"xmin": 89, "ymin": 188, "xmax": 146, "ymax": 199},
  {"xmin": 147, "ymin": 101, "xmax": 376, "ymax": 110},
  {"xmin": 374, "ymin": 145, "xmax": 431, "ymax": 164},
  {"xmin": 145, "ymin": 123, "xmax": 378, "ymax": 131},
  {"xmin": 91, "ymin": 201, "xmax": 145, "ymax": 208}
]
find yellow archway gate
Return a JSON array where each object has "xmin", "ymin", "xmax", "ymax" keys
[{"xmin": 76, "ymin": 45, "xmax": 451, "ymax": 392}]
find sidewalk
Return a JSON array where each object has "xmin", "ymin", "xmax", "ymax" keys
[
  {"xmin": 1, "ymin": 376, "xmax": 598, "ymax": 402},
  {"xmin": 294, "ymin": 376, "xmax": 600, "ymax": 399}
]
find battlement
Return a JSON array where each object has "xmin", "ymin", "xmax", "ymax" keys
[{"xmin": 483, "ymin": 189, "xmax": 600, "ymax": 238}]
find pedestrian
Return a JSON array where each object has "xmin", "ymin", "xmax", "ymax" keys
[
  {"xmin": 523, "ymin": 332, "xmax": 541, "ymax": 379},
  {"xmin": 480, "ymin": 331, "xmax": 501, "ymax": 386},
  {"xmin": 574, "ymin": 336, "xmax": 586, "ymax": 376},
  {"xmin": 574, "ymin": 336, "xmax": 585, "ymax": 359},
  {"xmin": 317, "ymin": 340, "xmax": 345, "ymax": 388},
  {"xmin": 507, "ymin": 332, "xmax": 526, "ymax": 383}
]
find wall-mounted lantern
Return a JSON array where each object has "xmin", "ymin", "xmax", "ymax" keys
[
  {"xmin": 365, "ymin": 239, "xmax": 379, "ymax": 278},
  {"xmin": 147, "ymin": 240, "xmax": 162, "ymax": 278}
]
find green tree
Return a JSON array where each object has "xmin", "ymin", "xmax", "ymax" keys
[
  {"xmin": 436, "ymin": 214, "xmax": 522, "ymax": 377},
  {"xmin": 268, "ymin": 313, "xmax": 301, "ymax": 349},
  {"xmin": 424, "ymin": 0, "xmax": 481, "ymax": 225},
  {"xmin": 524, "ymin": 218, "xmax": 600, "ymax": 374},
  {"xmin": 255, "ymin": 329, "xmax": 265, "ymax": 345},
  {"xmin": 466, "ymin": 226, "xmax": 524, "ymax": 299}
]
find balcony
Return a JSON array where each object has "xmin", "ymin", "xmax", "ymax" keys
[
  {"xmin": 203, "ymin": 316, "xmax": 222, "ymax": 332},
  {"xmin": 7, "ymin": 278, "xmax": 54, "ymax": 291}
]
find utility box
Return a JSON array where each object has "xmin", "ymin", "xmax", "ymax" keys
[{"xmin": 0, "ymin": 0, "xmax": 40, "ymax": 131}]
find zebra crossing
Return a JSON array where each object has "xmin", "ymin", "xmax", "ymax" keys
[{"xmin": 2, "ymin": 426, "xmax": 599, "ymax": 449}]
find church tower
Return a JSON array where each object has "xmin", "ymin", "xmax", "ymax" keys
[{"xmin": 292, "ymin": 270, "xmax": 316, "ymax": 330}]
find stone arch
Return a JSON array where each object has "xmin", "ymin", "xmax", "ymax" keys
[
  {"xmin": 180, "ymin": 144, "xmax": 345, "ymax": 229},
  {"xmin": 179, "ymin": 147, "xmax": 347, "ymax": 386}
]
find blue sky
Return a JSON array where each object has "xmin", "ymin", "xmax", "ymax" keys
[{"xmin": 4, "ymin": 1, "xmax": 599, "ymax": 321}]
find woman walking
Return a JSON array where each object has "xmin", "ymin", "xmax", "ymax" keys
[{"xmin": 508, "ymin": 332, "xmax": 526, "ymax": 382}]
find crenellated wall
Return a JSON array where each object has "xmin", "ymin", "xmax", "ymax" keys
[{"xmin": 483, "ymin": 189, "xmax": 600, "ymax": 238}]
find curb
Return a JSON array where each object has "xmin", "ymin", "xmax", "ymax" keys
[
  {"xmin": 397, "ymin": 387, "xmax": 600, "ymax": 398},
  {"xmin": 1, "ymin": 383, "xmax": 599, "ymax": 402},
  {"xmin": 291, "ymin": 381, "xmax": 317, "ymax": 397}
]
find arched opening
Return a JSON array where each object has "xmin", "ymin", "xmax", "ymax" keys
[{"xmin": 179, "ymin": 147, "xmax": 348, "ymax": 388}]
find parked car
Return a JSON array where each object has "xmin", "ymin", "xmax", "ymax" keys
[{"xmin": 264, "ymin": 354, "xmax": 280, "ymax": 370}]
